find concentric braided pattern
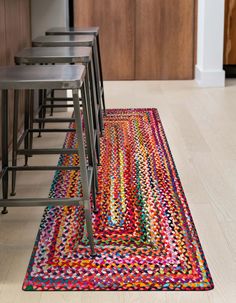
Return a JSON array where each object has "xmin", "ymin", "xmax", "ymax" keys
[{"xmin": 23, "ymin": 108, "xmax": 214, "ymax": 291}]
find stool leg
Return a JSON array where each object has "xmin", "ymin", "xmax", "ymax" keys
[
  {"xmin": 42, "ymin": 89, "xmax": 47, "ymax": 129},
  {"xmin": 92, "ymin": 172, "xmax": 98, "ymax": 214},
  {"xmin": 72, "ymin": 87, "xmax": 96, "ymax": 256},
  {"xmin": 24, "ymin": 90, "xmax": 30, "ymax": 166},
  {"xmin": 1, "ymin": 90, "xmax": 9, "ymax": 214},
  {"xmin": 11, "ymin": 90, "xmax": 19, "ymax": 196},
  {"xmin": 90, "ymin": 53, "xmax": 103, "ymax": 135},
  {"xmin": 50, "ymin": 89, "xmax": 54, "ymax": 116},
  {"xmin": 84, "ymin": 206, "xmax": 96, "ymax": 256},
  {"xmin": 50, "ymin": 63, "xmax": 55, "ymax": 117},
  {"xmin": 29, "ymin": 89, "xmax": 34, "ymax": 156},
  {"xmin": 84, "ymin": 72, "xmax": 99, "ymax": 196},
  {"xmin": 88, "ymin": 61, "xmax": 100, "ymax": 164},
  {"xmin": 38, "ymin": 89, "xmax": 43, "ymax": 137},
  {"xmin": 92, "ymin": 55, "xmax": 104, "ymax": 134},
  {"xmin": 96, "ymin": 36, "xmax": 106, "ymax": 116},
  {"xmin": 2, "ymin": 207, "xmax": 8, "ymax": 215},
  {"xmin": 82, "ymin": 72, "xmax": 98, "ymax": 205}
]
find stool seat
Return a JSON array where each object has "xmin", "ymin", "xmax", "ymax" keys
[
  {"xmin": 32, "ymin": 35, "xmax": 95, "ymax": 47},
  {"xmin": 0, "ymin": 65, "xmax": 86, "ymax": 89},
  {"xmin": 46, "ymin": 26, "xmax": 99, "ymax": 36},
  {"xmin": 15, "ymin": 47, "xmax": 92, "ymax": 65}
]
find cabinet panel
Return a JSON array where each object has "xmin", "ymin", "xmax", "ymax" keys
[
  {"xmin": 0, "ymin": 0, "xmax": 6, "ymax": 65},
  {"xmin": 135, "ymin": 0, "xmax": 195, "ymax": 80},
  {"xmin": 74, "ymin": 0, "xmax": 195, "ymax": 80},
  {"xmin": 0, "ymin": 0, "xmax": 31, "ymax": 159},
  {"xmin": 74, "ymin": 0, "xmax": 135, "ymax": 80},
  {"xmin": 0, "ymin": 0, "xmax": 6, "ymax": 159}
]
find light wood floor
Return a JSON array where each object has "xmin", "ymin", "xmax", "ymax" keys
[{"xmin": 0, "ymin": 80, "xmax": 236, "ymax": 303}]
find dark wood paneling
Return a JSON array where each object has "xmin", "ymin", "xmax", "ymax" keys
[
  {"xmin": 74, "ymin": 0, "xmax": 135, "ymax": 80},
  {"xmin": 0, "ymin": 0, "xmax": 31, "ymax": 158},
  {"xmin": 17, "ymin": 0, "xmax": 32, "ymax": 138},
  {"xmin": 2, "ymin": 0, "xmax": 31, "ymax": 63},
  {"xmin": 74, "ymin": 0, "xmax": 195, "ymax": 80},
  {"xmin": 0, "ymin": 0, "xmax": 6, "ymax": 65},
  {"xmin": 4, "ymin": 0, "xmax": 20, "ymax": 65},
  {"xmin": 224, "ymin": 0, "xmax": 236, "ymax": 64},
  {"xmin": 0, "ymin": 0, "xmax": 6, "ymax": 159},
  {"xmin": 4, "ymin": 0, "xmax": 21, "ymax": 141},
  {"xmin": 135, "ymin": 0, "xmax": 195, "ymax": 80},
  {"xmin": 19, "ymin": 0, "xmax": 31, "ymax": 51}
]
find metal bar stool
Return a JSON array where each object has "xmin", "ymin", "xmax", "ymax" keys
[
  {"xmin": 46, "ymin": 27, "xmax": 106, "ymax": 117},
  {"xmin": 0, "ymin": 64, "xmax": 97, "ymax": 256},
  {"xmin": 32, "ymin": 35, "xmax": 104, "ymax": 132},
  {"xmin": 14, "ymin": 47, "xmax": 101, "ymax": 184}
]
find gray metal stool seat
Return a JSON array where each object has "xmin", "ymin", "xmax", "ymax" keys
[
  {"xmin": 46, "ymin": 26, "xmax": 100, "ymax": 36},
  {"xmin": 0, "ymin": 64, "xmax": 97, "ymax": 256},
  {"xmin": 32, "ymin": 35, "xmax": 104, "ymax": 132},
  {"xmin": 46, "ymin": 27, "xmax": 106, "ymax": 117},
  {"xmin": 15, "ymin": 46, "xmax": 101, "ymax": 163}
]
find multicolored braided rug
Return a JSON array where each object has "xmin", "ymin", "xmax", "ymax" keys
[{"xmin": 23, "ymin": 108, "xmax": 214, "ymax": 291}]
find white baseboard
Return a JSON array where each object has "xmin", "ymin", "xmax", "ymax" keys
[{"xmin": 195, "ymin": 65, "xmax": 225, "ymax": 87}]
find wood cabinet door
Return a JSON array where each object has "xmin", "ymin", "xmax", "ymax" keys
[
  {"xmin": 4, "ymin": 0, "xmax": 31, "ymax": 65},
  {"xmin": 135, "ymin": 0, "xmax": 195, "ymax": 80},
  {"xmin": 74, "ymin": 0, "xmax": 195, "ymax": 80},
  {"xmin": 224, "ymin": 0, "xmax": 236, "ymax": 64},
  {"xmin": 0, "ymin": 0, "xmax": 6, "ymax": 65},
  {"xmin": 0, "ymin": 0, "xmax": 6, "ymax": 159},
  {"xmin": 74, "ymin": 0, "xmax": 135, "ymax": 80}
]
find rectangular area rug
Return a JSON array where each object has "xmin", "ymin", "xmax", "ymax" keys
[{"xmin": 23, "ymin": 108, "xmax": 214, "ymax": 291}]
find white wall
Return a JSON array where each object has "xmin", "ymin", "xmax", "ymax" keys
[
  {"xmin": 195, "ymin": 0, "xmax": 225, "ymax": 87},
  {"xmin": 31, "ymin": 0, "xmax": 69, "ymax": 110},
  {"xmin": 31, "ymin": 0, "xmax": 69, "ymax": 39}
]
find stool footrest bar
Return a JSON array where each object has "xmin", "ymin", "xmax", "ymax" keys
[
  {"xmin": 45, "ymin": 97, "xmax": 73, "ymax": 101},
  {"xmin": 18, "ymin": 148, "xmax": 80, "ymax": 155},
  {"xmin": 33, "ymin": 118, "xmax": 75, "ymax": 123},
  {"xmin": 0, "ymin": 198, "xmax": 84, "ymax": 207},
  {"xmin": 43, "ymin": 104, "xmax": 74, "ymax": 108},
  {"xmin": 0, "ymin": 167, "xmax": 93, "ymax": 207},
  {"xmin": 29, "ymin": 128, "xmax": 76, "ymax": 133},
  {"xmin": 9, "ymin": 165, "xmax": 82, "ymax": 171}
]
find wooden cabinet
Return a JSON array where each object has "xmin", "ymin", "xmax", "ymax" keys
[
  {"xmin": 135, "ymin": 0, "xmax": 195, "ymax": 80},
  {"xmin": 74, "ymin": 0, "xmax": 135, "ymax": 80},
  {"xmin": 224, "ymin": 0, "xmax": 236, "ymax": 64},
  {"xmin": 0, "ymin": 0, "xmax": 6, "ymax": 65},
  {"xmin": 74, "ymin": 0, "xmax": 195, "ymax": 80}
]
